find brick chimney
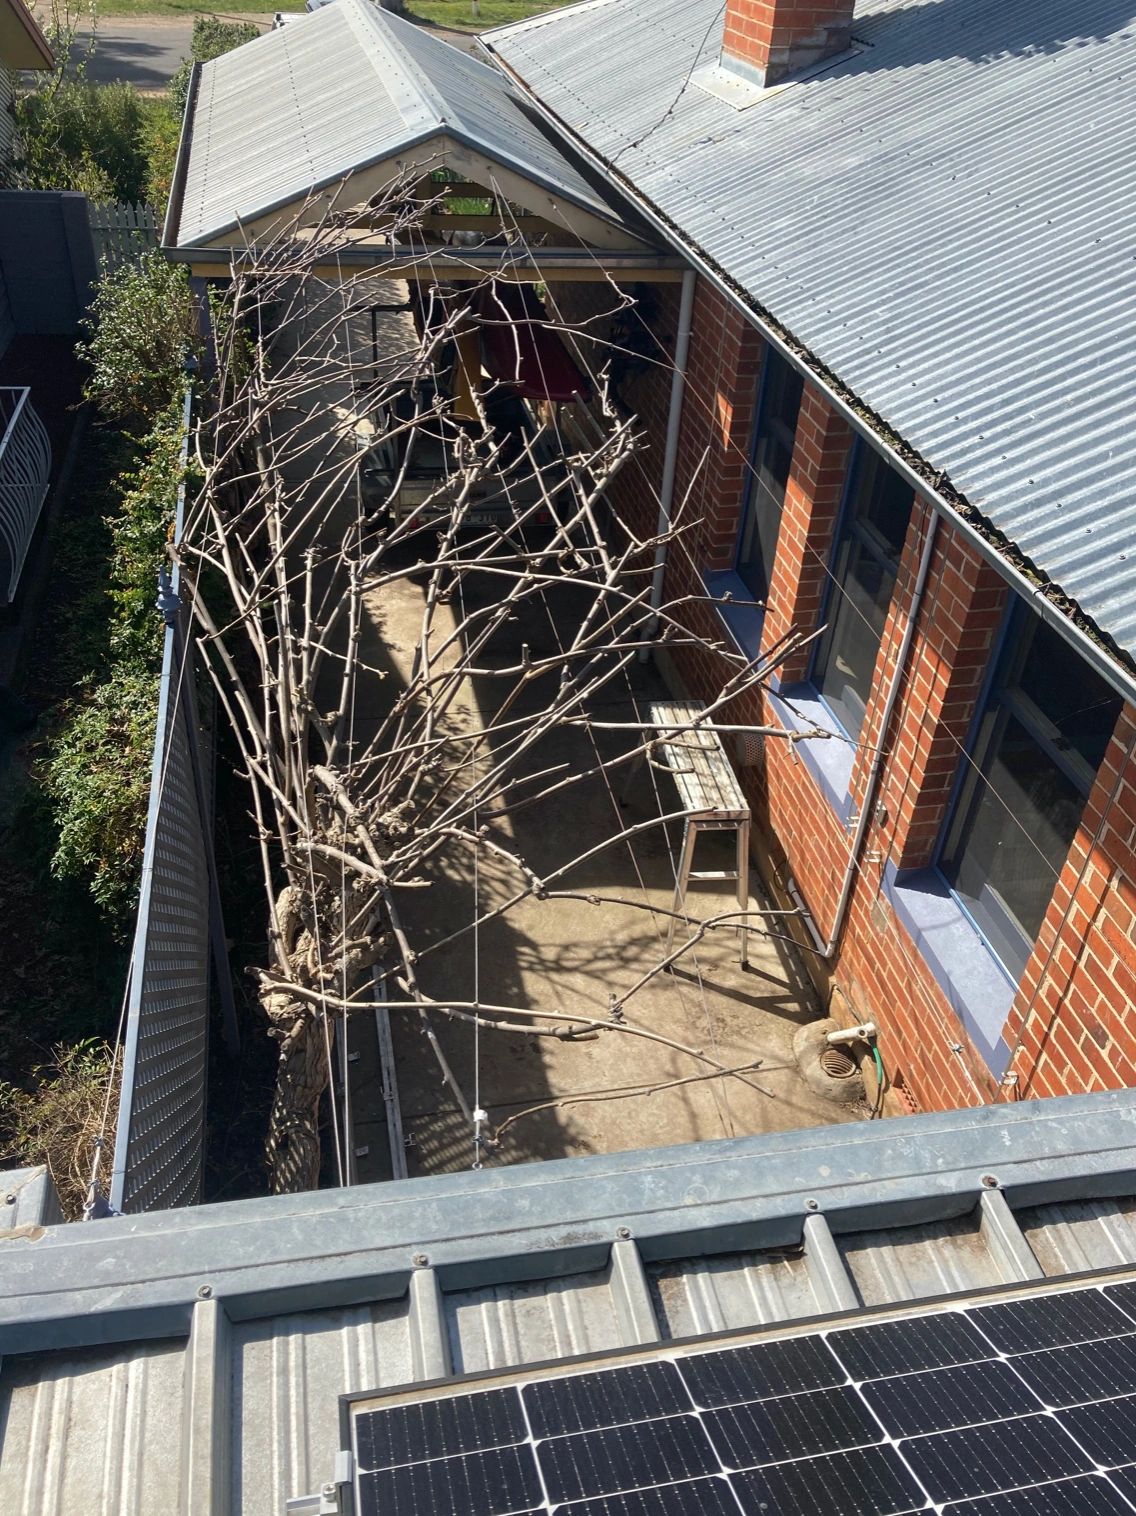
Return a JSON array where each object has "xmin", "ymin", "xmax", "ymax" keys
[{"xmin": 721, "ymin": 0, "xmax": 857, "ymax": 88}]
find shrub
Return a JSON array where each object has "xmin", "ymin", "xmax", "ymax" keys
[
  {"xmin": 44, "ymin": 395, "xmax": 190, "ymax": 925},
  {"xmin": 46, "ymin": 664, "xmax": 163, "ymax": 919},
  {"xmin": 141, "ymin": 95, "xmax": 182, "ymax": 214},
  {"xmin": 77, "ymin": 251, "xmax": 201, "ymax": 419},
  {"xmin": 0, "ymin": 1040, "xmax": 119, "ymax": 1220},
  {"xmin": 12, "ymin": 80, "xmax": 147, "ymax": 202}
]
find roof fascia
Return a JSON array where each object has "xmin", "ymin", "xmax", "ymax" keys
[
  {"xmin": 0, "ymin": 0, "xmax": 54, "ymax": 69},
  {"xmin": 169, "ymin": 125, "xmax": 445, "ymax": 250},
  {"xmin": 483, "ymin": 41, "xmax": 1136, "ymax": 708},
  {"xmin": 2, "ymin": 1090, "xmax": 1135, "ymax": 1355}
]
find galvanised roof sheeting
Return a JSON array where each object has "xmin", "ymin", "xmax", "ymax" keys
[
  {"xmin": 5, "ymin": 1094, "xmax": 1136, "ymax": 1511},
  {"xmin": 488, "ymin": 0, "xmax": 1136, "ymax": 662},
  {"xmin": 175, "ymin": 0, "xmax": 611, "ymax": 248}
]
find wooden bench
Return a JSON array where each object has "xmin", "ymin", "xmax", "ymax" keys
[{"xmin": 648, "ymin": 700, "xmax": 751, "ymax": 967}]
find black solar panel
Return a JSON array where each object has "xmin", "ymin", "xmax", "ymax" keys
[{"xmin": 351, "ymin": 1280, "xmax": 1136, "ymax": 1516}]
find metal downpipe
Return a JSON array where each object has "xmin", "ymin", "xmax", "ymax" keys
[{"xmin": 640, "ymin": 267, "xmax": 697, "ymax": 661}]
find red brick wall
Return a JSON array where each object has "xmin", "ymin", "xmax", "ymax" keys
[
  {"xmin": 721, "ymin": 0, "xmax": 856, "ymax": 85},
  {"xmin": 1004, "ymin": 706, "xmax": 1136, "ymax": 1098},
  {"xmin": 586, "ymin": 271, "xmax": 1136, "ymax": 1115}
]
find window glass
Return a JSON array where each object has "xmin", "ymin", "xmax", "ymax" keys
[
  {"xmin": 940, "ymin": 613, "xmax": 1121, "ymax": 979},
  {"xmin": 736, "ymin": 349, "xmax": 803, "ymax": 601},
  {"xmin": 811, "ymin": 446, "xmax": 915, "ymax": 742}
]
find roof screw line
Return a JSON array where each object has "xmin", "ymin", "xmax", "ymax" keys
[
  {"xmin": 804, "ymin": 1198, "xmax": 820, "ymax": 1211},
  {"xmin": 412, "ymin": 1252, "xmax": 429, "ymax": 1267},
  {"xmin": 197, "ymin": 1284, "xmax": 213, "ymax": 1299},
  {"xmin": 981, "ymin": 1174, "xmax": 999, "ymax": 1188},
  {"xmin": 616, "ymin": 1226, "xmax": 632, "ymax": 1239}
]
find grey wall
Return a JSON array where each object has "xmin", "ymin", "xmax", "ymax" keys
[{"xmin": 0, "ymin": 191, "xmax": 98, "ymax": 337}]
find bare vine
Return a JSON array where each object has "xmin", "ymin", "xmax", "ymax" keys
[{"xmin": 179, "ymin": 176, "xmax": 828, "ymax": 1191}]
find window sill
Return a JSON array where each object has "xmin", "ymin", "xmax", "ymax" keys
[
  {"xmin": 703, "ymin": 570, "xmax": 764, "ymax": 661},
  {"xmin": 882, "ymin": 860, "xmax": 1016, "ymax": 1078},
  {"xmin": 767, "ymin": 679, "xmax": 856, "ymax": 822}
]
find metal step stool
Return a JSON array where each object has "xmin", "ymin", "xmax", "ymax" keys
[{"xmin": 648, "ymin": 700, "xmax": 752, "ymax": 967}]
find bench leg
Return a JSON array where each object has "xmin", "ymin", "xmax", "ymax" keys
[
  {"xmin": 666, "ymin": 821, "xmax": 697, "ymax": 962},
  {"xmin": 736, "ymin": 818, "xmax": 751, "ymax": 968}
]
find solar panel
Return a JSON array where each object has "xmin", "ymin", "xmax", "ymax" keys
[{"xmin": 349, "ymin": 1278, "xmax": 1136, "ymax": 1516}]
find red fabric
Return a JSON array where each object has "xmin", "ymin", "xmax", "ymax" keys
[{"xmin": 477, "ymin": 283, "xmax": 590, "ymax": 403}]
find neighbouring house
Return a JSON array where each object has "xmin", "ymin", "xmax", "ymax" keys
[
  {"xmin": 483, "ymin": 0, "xmax": 1136, "ymax": 1113},
  {"xmin": 0, "ymin": 0, "xmax": 52, "ymax": 175}
]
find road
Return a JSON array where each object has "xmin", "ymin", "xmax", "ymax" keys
[
  {"xmin": 75, "ymin": 20, "xmax": 197, "ymax": 89},
  {"xmin": 75, "ymin": 13, "xmax": 480, "ymax": 89}
]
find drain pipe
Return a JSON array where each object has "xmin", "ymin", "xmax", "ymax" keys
[
  {"xmin": 822, "ymin": 512, "xmax": 940, "ymax": 958},
  {"xmin": 641, "ymin": 267, "xmax": 697, "ymax": 661}
]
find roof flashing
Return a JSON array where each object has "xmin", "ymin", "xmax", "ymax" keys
[{"xmin": 692, "ymin": 41, "xmax": 865, "ymax": 109}]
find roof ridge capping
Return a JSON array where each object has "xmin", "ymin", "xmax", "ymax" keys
[{"xmin": 343, "ymin": 0, "xmax": 451, "ymax": 133}]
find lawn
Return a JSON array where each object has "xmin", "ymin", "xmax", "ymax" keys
[
  {"xmin": 92, "ymin": 0, "xmax": 564, "ymax": 28},
  {"xmin": 94, "ymin": 0, "xmax": 299, "ymax": 14},
  {"xmin": 407, "ymin": 0, "xmax": 562, "ymax": 31}
]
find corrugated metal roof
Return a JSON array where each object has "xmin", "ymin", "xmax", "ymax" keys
[
  {"xmin": 487, "ymin": 0, "xmax": 1136, "ymax": 661},
  {"xmin": 5, "ymin": 1092, "xmax": 1136, "ymax": 1512},
  {"xmin": 175, "ymin": 0, "xmax": 612, "ymax": 248}
]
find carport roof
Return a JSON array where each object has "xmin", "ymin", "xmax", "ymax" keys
[{"xmin": 168, "ymin": 0, "xmax": 624, "ymax": 250}]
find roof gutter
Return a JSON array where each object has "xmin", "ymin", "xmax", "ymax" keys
[
  {"xmin": 162, "ymin": 61, "xmax": 201, "ymax": 251},
  {"xmin": 482, "ymin": 41, "xmax": 1136, "ymax": 713}
]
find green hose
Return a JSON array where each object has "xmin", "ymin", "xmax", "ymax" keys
[{"xmin": 871, "ymin": 1043, "xmax": 887, "ymax": 1119}]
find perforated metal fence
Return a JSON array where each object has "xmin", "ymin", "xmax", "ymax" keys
[{"xmin": 109, "ymin": 391, "xmax": 236, "ymax": 1214}]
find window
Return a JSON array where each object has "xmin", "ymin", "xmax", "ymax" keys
[
  {"xmin": 811, "ymin": 444, "xmax": 915, "ymax": 742},
  {"xmin": 735, "ymin": 348, "xmax": 803, "ymax": 601},
  {"xmin": 939, "ymin": 609, "xmax": 1122, "ymax": 980}
]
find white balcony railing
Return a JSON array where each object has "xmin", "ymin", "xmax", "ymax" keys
[{"xmin": 0, "ymin": 387, "xmax": 51, "ymax": 605}]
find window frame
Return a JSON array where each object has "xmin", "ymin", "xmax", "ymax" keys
[
  {"xmin": 807, "ymin": 438, "xmax": 916, "ymax": 744},
  {"xmin": 933, "ymin": 600, "xmax": 1121, "ymax": 980},
  {"xmin": 733, "ymin": 346, "xmax": 803, "ymax": 604}
]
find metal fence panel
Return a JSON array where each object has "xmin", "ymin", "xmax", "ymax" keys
[{"xmin": 110, "ymin": 391, "xmax": 214, "ymax": 1214}]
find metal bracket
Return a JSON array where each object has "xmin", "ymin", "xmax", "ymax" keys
[{"xmin": 286, "ymin": 1453, "xmax": 354, "ymax": 1515}]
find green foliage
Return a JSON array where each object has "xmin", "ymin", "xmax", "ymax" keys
[
  {"xmin": 107, "ymin": 403, "xmax": 192, "ymax": 662},
  {"xmin": 140, "ymin": 95, "xmax": 182, "ymax": 212},
  {"xmin": 0, "ymin": 1040, "xmax": 119, "ymax": 1220},
  {"xmin": 45, "ymin": 666, "xmax": 161, "ymax": 918},
  {"xmin": 77, "ymin": 251, "xmax": 201, "ymax": 420},
  {"xmin": 11, "ymin": 80, "xmax": 147, "ymax": 201},
  {"xmin": 44, "ymin": 397, "xmax": 190, "ymax": 924}
]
